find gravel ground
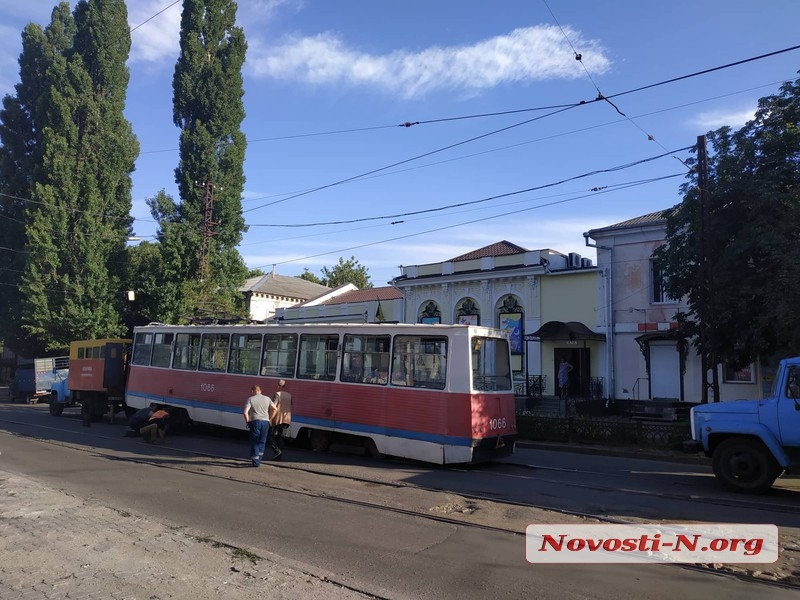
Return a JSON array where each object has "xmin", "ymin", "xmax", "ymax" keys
[{"xmin": 0, "ymin": 469, "xmax": 373, "ymax": 600}]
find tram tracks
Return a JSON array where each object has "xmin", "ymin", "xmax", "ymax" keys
[{"xmin": 3, "ymin": 416, "xmax": 800, "ymax": 591}]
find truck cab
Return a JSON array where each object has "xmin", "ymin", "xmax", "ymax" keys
[{"xmin": 685, "ymin": 356, "xmax": 800, "ymax": 493}]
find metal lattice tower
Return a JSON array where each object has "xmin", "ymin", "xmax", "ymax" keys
[{"xmin": 196, "ymin": 179, "xmax": 218, "ymax": 282}]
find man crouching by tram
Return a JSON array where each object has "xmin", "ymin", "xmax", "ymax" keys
[{"xmin": 243, "ymin": 385, "xmax": 276, "ymax": 467}]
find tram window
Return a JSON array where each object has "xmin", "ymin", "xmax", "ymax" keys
[
  {"xmin": 262, "ymin": 333, "xmax": 297, "ymax": 377},
  {"xmin": 391, "ymin": 336, "xmax": 447, "ymax": 390},
  {"xmin": 92, "ymin": 345, "xmax": 102, "ymax": 359},
  {"xmin": 173, "ymin": 333, "xmax": 201, "ymax": 371},
  {"xmin": 229, "ymin": 333, "xmax": 262, "ymax": 375},
  {"xmin": 199, "ymin": 333, "xmax": 230, "ymax": 372},
  {"xmin": 132, "ymin": 333, "xmax": 154, "ymax": 365},
  {"xmin": 471, "ymin": 337, "xmax": 512, "ymax": 391},
  {"xmin": 297, "ymin": 334, "xmax": 338, "ymax": 381},
  {"xmin": 150, "ymin": 333, "xmax": 173, "ymax": 368},
  {"xmin": 341, "ymin": 334, "xmax": 390, "ymax": 384},
  {"xmin": 77, "ymin": 348, "xmax": 85, "ymax": 359}
]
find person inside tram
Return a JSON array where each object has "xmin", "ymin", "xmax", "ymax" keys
[
  {"xmin": 344, "ymin": 353, "xmax": 364, "ymax": 382},
  {"xmin": 368, "ymin": 366, "xmax": 388, "ymax": 384}
]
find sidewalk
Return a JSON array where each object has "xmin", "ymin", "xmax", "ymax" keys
[{"xmin": 0, "ymin": 469, "xmax": 371, "ymax": 600}]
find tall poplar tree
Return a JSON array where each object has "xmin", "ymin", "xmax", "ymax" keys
[
  {"xmin": 0, "ymin": 3, "xmax": 76, "ymax": 354},
  {"xmin": 0, "ymin": 1, "xmax": 138, "ymax": 355},
  {"xmin": 154, "ymin": 0, "xmax": 248, "ymax": 321}
]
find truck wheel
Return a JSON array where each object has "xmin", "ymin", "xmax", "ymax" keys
[
  {"xmin": 712, "ymin": 438, "xmax": 779, "ymax": 494},
  {"xmin": 49, "ymin": 395, "xmax": 64, "ymax": 417}
]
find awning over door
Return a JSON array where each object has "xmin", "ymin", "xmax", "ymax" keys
[{"xmin": 525, "ymin": 321, "xmax": 605, "ymax": 342}]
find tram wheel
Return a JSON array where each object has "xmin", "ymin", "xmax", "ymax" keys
[
  {"xmin": 364, "ymin": 438, "xmax": 384, "ymax": 459},
  {"xmin": 309, "ymin": 429, "xmax": 332, "ymax": 452}
]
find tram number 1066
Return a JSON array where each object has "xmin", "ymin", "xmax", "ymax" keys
[
  {"xmin": 200, "ymin": 383, "xmax": 216, "ymax": 392},
  {"xmin": 489, "ymin": 418, "xmax": 507, "ymax": 430}
]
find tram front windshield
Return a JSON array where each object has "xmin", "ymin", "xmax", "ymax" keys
[{"xmin": 471, "ymin": 337, "xmax": 512, "ymax": 391}]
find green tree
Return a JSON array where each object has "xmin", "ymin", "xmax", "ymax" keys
[
  {"xmin": 153, "ymin": 0, "xmax": 249, "ymax": 322},
  {"xmin": 320, "ymin": 256, "xmax": 373, "ymax": 289},
  {"xmin": 1, "ymin": 1, "xmax": 138, "ymax": 355},
  {"xmin": 297, "ymin": 268, "xmax": 323, "ymax": 285},
  {"xmin": 655, "ymin": 76, "xmax": 800, "ymax": 367},
  {"xmin": 123, "ymin": 240, "xmax": 171, "ymax": 334},
  {"xmin": 0, "ymin": 3, "xmax": 76, "ymax": 353}
]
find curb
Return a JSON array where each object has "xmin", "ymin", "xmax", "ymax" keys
[{"xmin": 515, "ymin": 439, "xmax": 711, "ymax": 465}]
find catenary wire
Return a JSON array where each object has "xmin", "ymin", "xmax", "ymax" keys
[{"xmin": 246, "ymin": 147, "xmax": 691, "ymax": 228}]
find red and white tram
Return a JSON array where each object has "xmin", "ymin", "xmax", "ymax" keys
[{"xmin": 126, "ymin": 322, "xmax": 517, "ymax": 464}]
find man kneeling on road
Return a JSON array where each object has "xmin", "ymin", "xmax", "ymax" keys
[
  {"xmin": 124, "ymin": 403, "xmax": 156, "ymax": 437},
  {"xmin": 140, "ymin": 407, "xmax": 169, "ymax": 444}
]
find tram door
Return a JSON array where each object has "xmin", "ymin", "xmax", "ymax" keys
[{"xmin": 554, "ymin": 347, "xmax": 590, "ymax": 398}]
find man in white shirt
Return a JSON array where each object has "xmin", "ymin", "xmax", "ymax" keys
[{"xmin": 243, "ymin": 385, "xmax": 276, "ymax": 467}]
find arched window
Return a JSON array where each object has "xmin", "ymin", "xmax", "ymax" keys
[
  {"xmin": 419, "ymin": 301, "xmax": 441, "ymax": 324},
  {"xmin": 456, "ymin": 297, "xmax": 480, "ymax": 326},
  {"xmin": 497, "ymin": 295, "xmax": 523, "ymax": 354}
]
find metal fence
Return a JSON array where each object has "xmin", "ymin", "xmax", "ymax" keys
[{"xmin": 516, "ymin": 415, "xmax": 691, "ymax": 450}]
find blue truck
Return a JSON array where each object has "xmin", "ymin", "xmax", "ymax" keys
[
  {"xmin": 8, "ymin": 357, "xmax": 69, "ymax": 404},
  {"xmin": 684, "ymin": 356, "xmax": 800, "ymax": 493},
  {"xmin": 49, "ymin": 375, "xmax": 73, "ymax": 416}
]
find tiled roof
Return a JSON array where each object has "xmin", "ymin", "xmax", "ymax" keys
[
  {"xmin": 604, "ymin": 209, "xmax": 673, "ymax": 230},
  {"xmin": 449, "ymin": 240, "xmax": 529, "ymax": 262},
  {"xmin": 314, "ymin": 286, "xmax": 403, "ymax": 306},
  {"xmin": 240, "ymin": 273, "xmax": 329, "ymax": 300}
]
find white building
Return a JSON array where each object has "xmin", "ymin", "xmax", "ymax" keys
[
  {"xmin": 275, "ymin": 286, "xmax": 403, "ymax": 324},
  {"xmin": 240, "ymin": 273, "xmax": 331, "ymax": 322},
  {"xmin": 586, "ymin": 210, "xmax": 765, "ymax": 403},
  {"xmin": 391, "ymin": 241, "xmax": 604, "ymax": 397}
]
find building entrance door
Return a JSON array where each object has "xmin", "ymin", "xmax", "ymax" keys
[
  {"xmin": 554, "ymin": 347, "xmax": 590, "ymax": 398},
  {"xmin": 649, "ymin": 341, "xmax": 680, "ymax": 400}
]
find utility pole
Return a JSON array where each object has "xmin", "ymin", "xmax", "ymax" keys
[
  {"xmin": 696, "ymin": 135, "xmax": 719, "ymax": 403},
  {"xmin": 195, "ymin": 179, "xmax": 218, "ymax": 283}
]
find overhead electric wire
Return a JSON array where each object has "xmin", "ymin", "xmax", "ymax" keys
[
  {"xmin": 237, "ymin": 76, "xmax": 794, "ymax": 207},
  {"xmin": 242, "ymin": 44, "xmax": 800, "ymax": 213},
  {"xmin": 130, "ymin": 0, "xmax": 181, "ymax": 33},
  {"xmin": 260, "ymin": 176, "xmax": 681, "ymax": 271},
  {"xmin": 0, "ymin": 173, "xmax": 683, "ymax": 295},
  {"xmin": 542, "ymin": 0, "xmax": 685, "ymax": 167},
  {"xmin": 243, "ymin": 173, "xmax": 685, "ymax": 248},
  {"xmin": 247, "ymin": 146, "xmax": 691, "ymax": 228},
  {"xmin": 606, "ymin": 44, "xmax": 800, "ymax": 102},
  {"xmin": 242, "ymin": 104, "xmax": 581, "ymax": 213}
]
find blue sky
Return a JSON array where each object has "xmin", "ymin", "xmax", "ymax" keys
[{"xmin": 2, "ymin": 1, "xmax": 799, "ymax": 286}]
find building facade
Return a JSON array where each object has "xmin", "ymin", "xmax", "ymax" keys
[
  {"xmin": 391, "ymin": 241, "xmax": 603, "ymax": 397},
  {"xmin": 586, "ymin": 211, "xmax": 764, "ymax": 403},
  {"xmin": 275, "ymin": 286, "xmax": 403, "ymax": 323},
  {"xmin": 240, "ymin": 273, "xmax": 331, "ymax": 322}
]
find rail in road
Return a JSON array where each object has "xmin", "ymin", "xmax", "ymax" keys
[{"xmin": 1, "ymin": 401, "xmax": 799, "ymax": 592}]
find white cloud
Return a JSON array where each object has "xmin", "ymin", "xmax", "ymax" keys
[
  {"xmin": 690, "ymin": 107, "xmax": 754, "ymax": 131},
  {"xmin": 128, "ymin": 1, "xmax": 182, "ymax": 65},
  {"xmin": 247, "ymin": 25, "xmax": 611, "ymax": 98},
  {"xmin": 128, "ymin": 0, "xmax": 303, "ymax": 66}
]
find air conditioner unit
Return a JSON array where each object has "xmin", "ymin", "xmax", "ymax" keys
[
  {"xmin": 581, "ymin": 257, "xmax": 593, "ymax": 268},
  {"xmin": 568, "ymin": 252, "xmax": 582, "ymax": 268}
]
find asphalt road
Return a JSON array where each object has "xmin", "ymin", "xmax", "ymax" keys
[{"xmin": 1, "ymin": 399, "xmax": 798, "ymax": 599}]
